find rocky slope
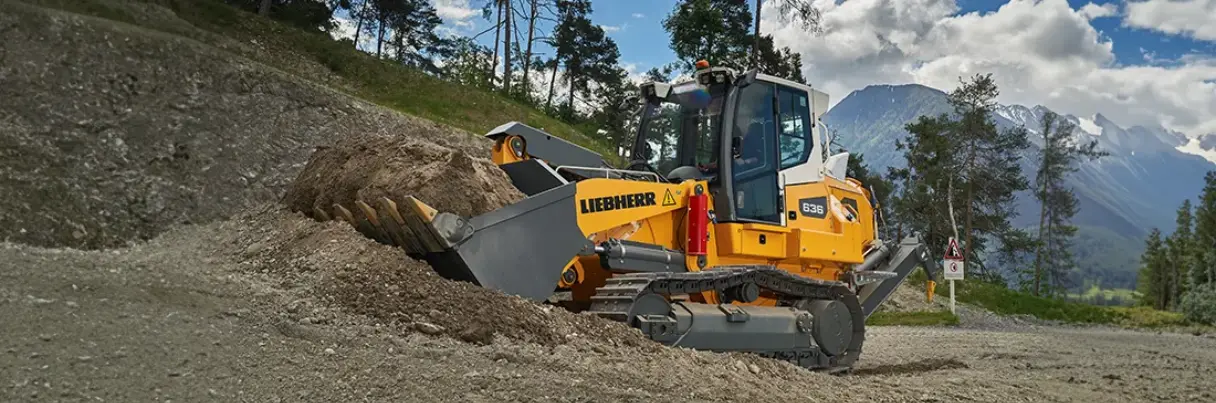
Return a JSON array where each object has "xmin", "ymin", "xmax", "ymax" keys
[{"xmin": 0, "ymin": 0, "xmax": 487, "ymax": 250}]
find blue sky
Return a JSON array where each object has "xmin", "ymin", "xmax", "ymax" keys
[
  {"xmin": 440, "ymin": 0, "xmax": 1213, "ymax": 75},
  {"xmin": 407, "ymin": 0, "xmax": 1216, "ymax": 141}
]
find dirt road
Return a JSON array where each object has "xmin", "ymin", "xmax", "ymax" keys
[{"xmin": 3, "ymin": 209, "xmax": 1214, "ymax": 403}]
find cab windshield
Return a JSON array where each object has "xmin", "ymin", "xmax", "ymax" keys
[{"xmin": 636, "ymin": 81, "xmax": 727, "ymax": 175}]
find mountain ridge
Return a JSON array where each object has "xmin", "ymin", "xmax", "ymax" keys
[{"xmin": 823, "ymin": 83, "xmax": 1215, "ymax": 289}]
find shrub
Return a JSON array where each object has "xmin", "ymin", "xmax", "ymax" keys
[{"xmin": 1180, "ymin": 284, "xmax": 1216, "ymax": 325}]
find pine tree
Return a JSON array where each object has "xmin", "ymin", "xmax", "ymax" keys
[
  {"xmin": 947, "ymin": 74, "xmax": 1032, "ymax": 280},
  {"xmin": 754, "ymin": 35, "xmax": 805, "ymax": 83},
  {"xmin": 1193, "ymin": 171, "xmax": 1216, "ymax": 287},
  {"xmin": 1165, "ymin": 200, "xmax": 1195, "ymax": 310},
  {"xmin": 1029, "ymin": 110, "xmax": 1106, "ymax": 297},
  {"xmin": 887, "ymin": 114, "xmax": 959, "ymax": 265},
  {"xmin": 542, "ymin": 0, "xmax": 618, "ymax": 117},
  {"xmin": 663, "ymin": 0, "xmax": 753, "ymax": 72},
  {"xmin": 751, "ymin": 0, "xmax": 821, "ymax": 66},
  {"xmin": 441, "ymin": 37, "xmax": 495, "ymax": 87},
  {"xmin": 1137, "ymin": 229, "xmax": 1169, "ymax": 309},
  {"xmin": 519, "ymin": 0, "xmax": 555, "ymax": 100},
  {"xmin": 590, "ymin": 66, "xmax": 640, "ymax": 156}
]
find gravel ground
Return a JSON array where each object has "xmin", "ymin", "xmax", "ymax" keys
[
  {"xmin": 5, "ymin": 1, "xmax": 1216, "ymax": 402},
  {"xmin": 4, "ymin": 210, "xmax": 1216, "ymax": 403}
]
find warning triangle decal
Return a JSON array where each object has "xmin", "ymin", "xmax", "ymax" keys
[
  {"xmin": 662, "ymin": 189, "xmax": 677, "ymax": 206},
  {"xmin": 944, "ymin": 237, "xmax": 963, "ymax": 260}
]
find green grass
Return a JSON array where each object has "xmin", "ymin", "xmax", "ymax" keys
[
  {"xmin": 902, "ymin": 267, "xmax": 1200, "ymax": 330},
  {"xmin": 948, "ymin": 279, "xmax": 1196, "ymax": 329},
  {"xmin": 1066, "ymin": 285, "xmax": 1139, "ymax": 306},
  {"xmin": 25, "ymin": 0, "xmax": 616, "ymax": 158},
  {"xmin": 867, "ymin": 311, "xmax": 960, "ymax": 326}
]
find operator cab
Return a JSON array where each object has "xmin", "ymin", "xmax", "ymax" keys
[{"xmin": 627, "ymin": 60, "xmax": 846, "ymax": 226}]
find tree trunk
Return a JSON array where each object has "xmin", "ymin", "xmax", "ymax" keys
[
  {"xmin": 752, "ymin": 0, "xmax": 762, "ymax": 67},
  {"xmin": 567, "ymin": 70, "xmax": 576, "ymax": 114},
  {"xmin": 546, "ymin": 58, "xmax": 559, "ymax": 110},
  {"xmin": 394, "ymin": 30, "xmax": 404, "ymax": 63},
  {"xmin": 947, "ymin": 176, "xmax": 960, "ymax": 241},
  {"xmin": 522, "ymin": 0, "xmax": 538, "ymax": 95},
  {"xmin": 352, "ymin": 0, "xmax": 369, "ymax": 49},
  {"xmin": 489, "ymin": 1, "xmax": 503, "ymax": 87},
  {"xmin": 258, "ymin": 0, "xmax": 272, "ymax": 16},
  {"xmin": 1034, "ymin": 132, "xmax": 1049, "ymax": 296},
  {"xmin": 963, "ymin": 134, "xmax": 976, "ymax": 276},
  {"xmin": 502, "ymin": 0, "xmax": 513, "ymax": 94},
  {"xmin": 375, "ymin": 16, "xmax": 385, "ymax": 58}
]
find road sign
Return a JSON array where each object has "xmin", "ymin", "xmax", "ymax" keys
[
  {"xmin": 944, "ymin": 237, "xmax": 963, "ymax": 260},
  {"xmin": 942, "ymin": 237, "xmax": 964, "ymax": 314},
  {"xmin": 943, "ymin": 259, "xmax": 965, "ymax": 280}
]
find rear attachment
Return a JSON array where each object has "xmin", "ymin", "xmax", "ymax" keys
[
  {"xmin": 588, "ymin": 266, "xmax": 865, "ymax": 373},
  {"xmin": 854, "ymin": 235, "xmax": 938, "ymax": 318},
  {"xmin": 323, "ymin": 183, "xmax": 592, "ymax": 301}
]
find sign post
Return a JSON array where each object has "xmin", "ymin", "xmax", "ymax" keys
[{"xmin": 942, "ymin": 237, "xmax": 964, "ymax": 314}]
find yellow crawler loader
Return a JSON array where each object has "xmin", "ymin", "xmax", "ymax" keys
[{"xmin": 334, "ymin": 62, "xmax": 938, "ymax": 372}]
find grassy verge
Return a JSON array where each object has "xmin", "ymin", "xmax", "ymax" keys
[
  {"xmin": 900, "ymin": 268, "xmax": 1209, "ymax": 330},
  {"xmin": 867, "ymin": 311, "xmax": 959, "ymax": 326},
  {"xmin": 25, "ymin": 0, "xmax": 615, "ymax": 158},
  {"xmin": 949, "ymin": 277, "xmax": 1201, "ymax": 329}
]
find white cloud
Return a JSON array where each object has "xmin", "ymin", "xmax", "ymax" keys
[
  {"xmin": 621, "ymin": 62, "xmax": 651, "ymax": 85},
  {"xmin": 632, "ymin": 13, "xmax": 646, "ymax": 19},
  {"xmin": 763, "ymin": 0, "xmax": 1216, "ymax": 137},
  {"xmin": 1124, "ymin": 0, "xmax": 1216, "ymax": 41},
  {"xmin": 434, "ymin": 0, "xmax": 481, "ymax": 28},
  {"xmin": 1079, "ymin": 2, "xmax": 1118, "ymax": 20},
  {"xmin": 601, "ymin": 24, "xmax": 625, "ymax": 33}
]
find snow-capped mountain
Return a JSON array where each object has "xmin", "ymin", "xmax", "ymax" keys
[
  {"xmin": 994, "ymin": 104, "xmax": 1211, "ymax": 163},
  {"xmin": 823, "ymin": 83, "xmax": 1215, "ymax": 289}
]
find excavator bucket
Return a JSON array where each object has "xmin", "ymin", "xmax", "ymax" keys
[{"xmin": 335, "ymin": 184, "xmax": 593, "ymax": 301}]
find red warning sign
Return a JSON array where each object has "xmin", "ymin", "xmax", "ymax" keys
[{"xmin": 944, "ymin": 237, "xmax": 963, "ymax": 261}]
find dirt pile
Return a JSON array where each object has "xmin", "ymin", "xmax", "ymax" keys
[
  {"xmin": 281, "ymin": 133, "xmax": 524, "ymax": 222},
  {"xmin": 220, "ymin": 205, "xmax": 644, "ymax": 348},
  {"xmin": 876, "ymin": 280, "xmax": 947, "ymax": 313},
  {"xmin": 0, "ymin": 0, "xmax": 489, "ymax": 249},
  {"xmin": 8, "ymin": 210, "xmax": 1216, "ymax": 402}
]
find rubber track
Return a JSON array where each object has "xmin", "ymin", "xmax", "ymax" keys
[{"xmin": 587, "ymin": 266, "xmax": 866, "ymax": 371}]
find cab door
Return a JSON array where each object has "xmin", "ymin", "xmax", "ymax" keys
[
  {"xmin": 774, "ymin": 83, "xmax": 815, "ymax": 225},
  {"xmin": 728, "ymin": 81, "xmax": 781, "ymax": 224}
]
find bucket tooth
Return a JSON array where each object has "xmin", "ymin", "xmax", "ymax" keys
[
  {"xmin": 334, "ymin": 203, "xmax": 382, "ymax": 243},
  {"xmin": 312, "ymin": 206, "xmax": 332, "ymax": 221},
  {"xmin": 395, "ymin": 196, "xmax": 451, "ymax": 253},
  {"xmin": 373, "ymin": 197, "xmax": 427, "ymax": 256},
  {"xmin": 332, "ymin": 204, "xmax": 356, "ymax": 227},
  {"xmin": 355, "ymin": 200, "xmax": 393, "ymax": 245}
]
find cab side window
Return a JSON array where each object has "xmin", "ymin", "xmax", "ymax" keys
[
  {"xmin": 729, "ymin": 82, "xmax": 781, "ymax": 223},
  {"xmin": 776, "ymin": 86, "xmax": 812, "ymax": 169},
  {"xmin": 730, "ymin": 83, "xmax": 775, "ymax": 175}
]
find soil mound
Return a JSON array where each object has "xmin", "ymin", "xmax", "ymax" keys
[
  {"xmin": 281, "ymin": 133, "xmax": 523, "ymax": 221},
  {"xmin": 225, "ymin": 206, "xmax": 647, "ymax": 348}
]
